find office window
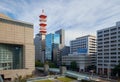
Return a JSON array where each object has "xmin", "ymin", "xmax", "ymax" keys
[{"xmin": 0, "ymin": 44, "xmax": 23, "ymax": 70}]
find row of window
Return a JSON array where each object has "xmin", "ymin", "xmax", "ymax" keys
[
  {"xmin": 98, "ymin": 40, "xmax": 120, "ymax": 44},
  {"xmin": 98, "ymin": 64, "xmax": 116, "ymax": 67},
  {"xmin": 97, "ymin": 56, "xmax": 120, "ymax": 58},
  {"xmin": 98, "ymin": 44, "xmax": 120, "ymax": 47},
  {"xmin": 98, "ymin": 27, "xmax": 120, "ymax": 34},
  {"xmin": 98, "ymin": 36, "xmax": 120, "ymax": 41},
  {"xmin": 98, "ymin": 48, "xmax": 120, "ymax": 51},
  {"xmin": 98, "ymin": 60, "xmax": 118, "ymax": 62},
  {"xmin": 98, "ymin": 32, "xmax": 120, "ymax": 38}
]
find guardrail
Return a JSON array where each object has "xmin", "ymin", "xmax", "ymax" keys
[{"xmin": 36, "ymin": 67, "xmax": 89, "ymax": 80}]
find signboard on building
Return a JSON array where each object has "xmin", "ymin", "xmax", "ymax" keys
[{"xmin": 77, "ymin": 48, "xmax": 87, "ymax": 54}]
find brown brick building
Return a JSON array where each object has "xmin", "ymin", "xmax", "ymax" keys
[{"xmin": 0, "ymin": 14, "xmax": 35, "ymax": 80}]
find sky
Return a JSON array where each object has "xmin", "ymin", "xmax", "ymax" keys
[{"xmin": 0, "ymin": 0, "xmax": 120, "ymax": 46}]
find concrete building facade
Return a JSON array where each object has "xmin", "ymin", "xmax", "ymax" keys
[
  {"xmin": 97, "ymin": 21, "xmax": 120, "ymax": 75},
  {"xmin": 70, "ymin": 35, "xmax": 97, "ymax": 55},
  {"xmin": 34, "ymin": 34, "xmax": 42, "ymax": 61},
  {"xmin": 0, "ymin": 14, "xmax": 35, "ymax": 80},
  {"xmin": 45, "ymin": 33, "xmax": 60, "ymax": 62},
  {"xmin": 55, "ymin": 29, "xmax": 65, "ymax": 49},
  {"xmin": 62, "ymin": 54, "xmax": 93, "ymax": 71},
  {"xmin": 62, "ymin": 35, "xmax": 96, "ymax": 71},
  {"xmin": 55, "ymin": 29, "xmax": 66, "ymax": 65},
  {"xmin": 61, "ymin": 46, "xmax": 70, "ymax": 56}
]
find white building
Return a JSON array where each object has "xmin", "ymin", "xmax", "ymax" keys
[
  {"xmin": 34, "ymin": 33, "xmax": 45, "ymax": 63},
  {"xmin": 70, "ymin": 35, "xmax": 97, "ymax": 55},
  {"xmin": 62, "ymin": 35, "xmax": 97, "ymax": 71},
  {"xmin": 62, "ymin": 54, "xmax": 94, "ymax": 71},
  {"xmin": 97, "ymin": 21, "xmax": 120, "ymax": 75}
]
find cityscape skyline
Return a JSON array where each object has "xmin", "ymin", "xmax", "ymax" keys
[
  {"xmin": 0, "ymin": 13, "xmax": 120, "ymax": 81},
  {"xmin": 0, "ymin": 0, "xmax": 120, "ymax": 45}
]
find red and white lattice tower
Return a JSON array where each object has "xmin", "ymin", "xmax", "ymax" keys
[
  {"xmin": 39, "ymin": 9, "xmax": 47, "ymax": 35},
  {"xmin": 39, "ymin": 10, "xmax": 47, "ymax": 52}
]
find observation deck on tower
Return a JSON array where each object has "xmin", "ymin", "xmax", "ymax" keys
[{"xmin": 39, "ymin": 10, "xmax": 47, "ymax": 35}]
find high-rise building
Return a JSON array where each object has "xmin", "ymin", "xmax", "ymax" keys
[
  {"xmin": 55, "ymin": 29, "xmax": 66, "ymax": 65},
  {"xmin": 97, "ymin": 21, "xmax": 120, "ymax": 75},
  {"xmin": 39, "ymin": 10, "xmax": 47, "ymax": 63},
  {"xmin": 0, "ymin": 14, "xmax": 35, "ymax": 79},
  {"xmin": 55, "ymin": 29, "xmax": 65, "ymax": 49},
  {"xmin": 45, "ymin": 33, "xmax": 60, "ymax": 61},
  {"xmin": 70, "ymin": 35, "xmax": 97, "ymax": 55},
  {"xmin": 34, "ymin": 10, "xmax": 47, "ymax": 63},
  {"xmin": 62, "ymin": 35, "xmax": 97, "ymax": 71},
  {"xmin": 61, "ymin": 46, "xmax": 70, "ymax": 56},
  {"xmin": 34, "ymin": 33, "xmax": 42, "ymax": 61},
  {"xmin": 39, "ymin": 10, "xmax": 47, "ymax": 50}
]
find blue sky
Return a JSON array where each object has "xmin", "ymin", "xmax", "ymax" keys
[{"xmin": 0, "ymin": 0, "xmax": 120, "ymax": 45}]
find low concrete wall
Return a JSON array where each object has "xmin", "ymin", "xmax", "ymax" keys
[
  {"xmin": 60, "ymin": 66, "xmax": 67, "ymax": 75},
  {"xmin": 0, "ymin": 68, "xmax": 35, "ymax": 80},
  {"xmin": 44, "ymin": 64, "xmax": 49, "ymax": 75}
]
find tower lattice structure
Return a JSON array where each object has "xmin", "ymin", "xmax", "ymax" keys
[{"xmin": 39, "ymin": 10, "xmax": 47, "ymax": 35}]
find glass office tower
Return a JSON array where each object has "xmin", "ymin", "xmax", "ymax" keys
[
  {"xmin": 54, "ymin": 34, "xmax": 60, "ymax": 44},
  {"xmin": 45, "ymin": 34, "xmax": 53, "ymax": 60},
  {"xmin": 45, "ymin": 33, "xmax": 60, "ymax": 61},
  {"xmin": 0, "ymin": 44, "xmax": 23, "ymax": 70}
]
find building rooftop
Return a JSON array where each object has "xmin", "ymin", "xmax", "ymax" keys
[
  {"xmin": 76, "ymin": 35, "xmax": 96, "ymax": 39},
  {"xmin": 0, "ymin": 13, "xmax": 33, "ymax": 27},
  {"xmin": 97, "ymin": 21, "xmax": 120, "ymax": 32},
  {"xmin": 70, "ymin": 35, "xmax": 96, "ymax": 42},
  {"xmin": 0, "ymin": 13, "xmax": 11, "ymax": 19}
]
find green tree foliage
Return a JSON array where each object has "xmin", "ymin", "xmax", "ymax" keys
[
  {"xmin": 112, "ymin": 63, "xmax": 120, "ymax": 77},
  {"xmin": 62, "ymin": 63, "xmax": 66, "ymax": 66},
  {"xmin": 70, "ymin": 61, "xmax": 77, "ymax": 70},
  {"xmin": 48, "ymin": 61, "xmax": 57, "ymax": 68},
  {"xmin": 81, "ymin": 79, "xmax": 95, "ymax": 82},
  {"xmin": 35, "ymin": 60, "xmax": 44, "ymax": 67},
  {"xmin": 86, "ymin": 65, "xmax": 96, "ymax": 72},
  {"xmin": 44, "ymin": 61, "xmax": 57, "ymax": 68}
]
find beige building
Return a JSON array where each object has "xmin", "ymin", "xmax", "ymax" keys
[{"xmin": 0, "ymin": 14, "xmax": 35, "ymax": 80}]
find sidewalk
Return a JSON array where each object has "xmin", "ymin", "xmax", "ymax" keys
[{"xmin": 78, "ymin": 71, "xmax": 118, "ymax": 82}]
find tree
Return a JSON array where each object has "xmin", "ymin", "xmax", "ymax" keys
[
  {"xmin": 86, "ymin": 65, "xmax": 96, "ymax": 72},
  {"xmin": 49, "ymin": 62, "xmax": 56, "ymax": 68},
  {"xmin": 62, "ymin": 63, "xmax": 66, "ymax": 66},
  {"xmin": 44, "ymin": 61, "xmax": 57, "ymax": 68},
  {"xmin": 112, "ymin": 63, "xmax": 120, "ymax": 77},
  {"xmin": 70, "ymin": 61, "xmax": 77, "ymax": 70},
  {"xmin": 35, "ymin": 60, "xmax": 43, "ymax": 67}
]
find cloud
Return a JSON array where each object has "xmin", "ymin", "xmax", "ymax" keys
[{"xmin": 0, "ymin": 0, "xmax": 120, "ymax": 45}]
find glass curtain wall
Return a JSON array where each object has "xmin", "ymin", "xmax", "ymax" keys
[
  {"xmin": 45, "ymin": 33, "xmax": 60, "ymax": 61},
  {"xmin": 0, "ymin": 43, "xmax": 23, "ymax": 70},
  {"xmin": 45, "ymin": 34, "xmax": 53, "ymax": 61}
]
